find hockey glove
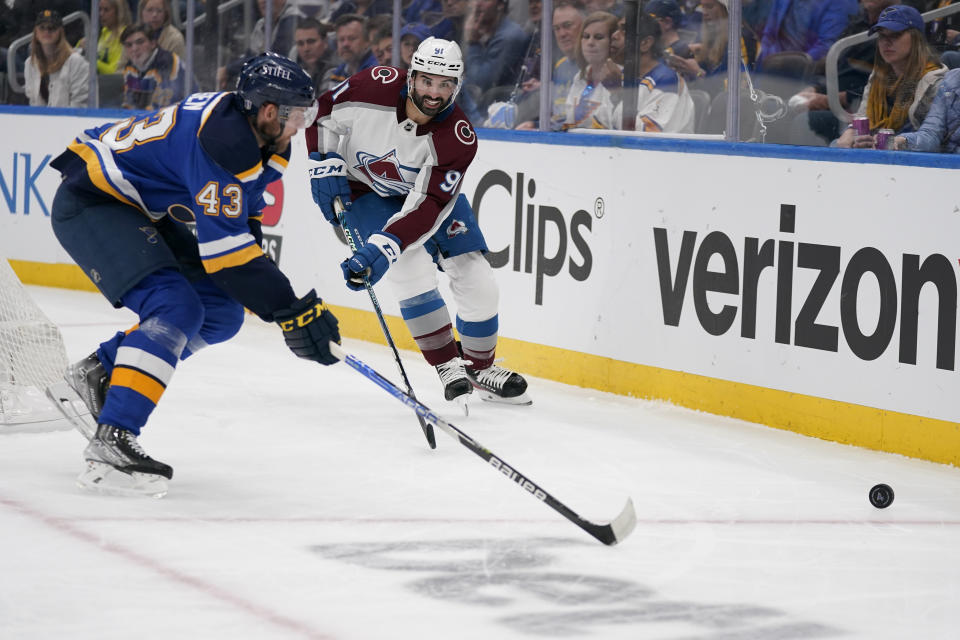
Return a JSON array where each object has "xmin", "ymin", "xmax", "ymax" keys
[
  {"xmin": 340, "ymin": 232, "xmax": 401, "ymax": 290},
  {"xmin": 247, "ymin": 216, "xmax": 263, "ymax": 246},
  {"xmin": 307, "ymin": 151, "xmax": 352, "ymax": 224},
  {"xmin": 274, "ymin": 289, "xmax": 341, "ymax": 365}
]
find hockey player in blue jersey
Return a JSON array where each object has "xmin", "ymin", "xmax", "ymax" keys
[{"xmin": 48, "ymin": 52, "xmax": 341, "ymax": 497}]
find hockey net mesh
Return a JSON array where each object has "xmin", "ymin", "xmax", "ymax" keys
[{"xmin": 0, "ymin": 257, "xmax": 69, "ymax": 426}]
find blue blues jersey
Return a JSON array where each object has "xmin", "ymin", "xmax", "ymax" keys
[{"xmin": 52, "ymin": 91, "xmax": 299, "ymax": 319}]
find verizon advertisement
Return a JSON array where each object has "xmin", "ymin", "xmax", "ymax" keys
[{"xmin": 2, "ymin": 110, "xmax": 960, "ymax": 427}]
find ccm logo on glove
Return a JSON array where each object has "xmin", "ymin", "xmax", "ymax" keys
[
  {"xmin": 278, "ymin": 299, "xmax": 333, "ymax": 332},
  {"xmin": 308, "ymin": 162, "xmax": 346, "ymax": 177}
]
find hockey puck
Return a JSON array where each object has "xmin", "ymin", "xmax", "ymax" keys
[{"xmin": 869, "ymin": 483, "xmax": 894, "ymax": 509}]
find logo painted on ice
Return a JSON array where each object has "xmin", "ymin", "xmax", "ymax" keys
[{"xmin": 354, "ymin": 150, "xmax": 418, "ymax": 197}]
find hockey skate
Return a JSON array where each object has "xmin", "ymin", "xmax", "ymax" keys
[
  {"xmin": 436, "ymin": 357, "xmax": 472, "ymax": 414},
  {"xmin": 466, "ymin": 363, "xmax": 532, "ymax": 405},
  {"xmin": 64, "ymin": 352, "xmax": 109, "ymax": 420},
  {"xmin": 78, "ymin": 423, "xmax": 172, "ymax": 498},
  {"xmin": 46, "ymin": 381, "xmax": 97, "ymax": 440}
]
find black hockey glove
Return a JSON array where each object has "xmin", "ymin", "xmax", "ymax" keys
[
  {"xmin": 248, "ymin": 216, "xmax": 264, "ymax": 246},
  {"xmin": 274, "ymin": 290, "xmax": 341, "ymax": 365}
]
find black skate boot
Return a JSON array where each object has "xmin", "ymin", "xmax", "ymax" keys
[
  {"xmin": 64, "ymin": 352, "xmax": 109, "ymax": 420},
  {"xmin": 465, "ymin": 363, "xmax": 532, "ymax": 405},
  {"xmin": 435, "ymin": 357, "xmax": 473, "ymax": 408},
  {"xmin": 79, "ymin": 423, "xmax": 173, "ymax": 497}
]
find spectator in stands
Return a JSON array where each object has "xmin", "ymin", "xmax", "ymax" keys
[
  {"xmin": 373, "ymin": 25, "xmax": 392, "ymax": 65},
  {"xmin": 139, "ymin": 0, "xmax": 184, "ymax": 59},
  {"xmin": 784, "ymin": 0, "xmax": 896, "ymax": 145},
  {"xmin": 563, "ymin": 10, "xmax": 622, "ymax": 129},
  {"xmin": 679, "ymin": 0, "xmax": 703, "ymax": 29},
  {"xmin": 329, "ymin": 0, "xmax": 392, "ymax": 21},
  {"xmin": 24, "ymin": 9, "xmax": 89, "ymax": 106},
  {"xmin": 431, "ymin": 0, "xmax": 469, "ymax": 42},
  {"xmin": 626, "ymin": 11, "xmax": 695, "ymax": 131},
  {"xmin": 516, "ymin": 0, "xmax": 586, "ymax": 129},
  {"xmin": 584, "ymin": 0, "xmax": 622, "ymax": 17},
  {"xmin": 119, "ymin": 23, "xmax": 190, "ymax": 110},
  {"xmin": 836, "ymin": 4, "xmax": 946, "ymax": 147},
  {"xmin": 524, "ymin": 0, "xmax": 543, "ymax": 34},
  {"xmin": 665, "ymin": 0, "xmax": 742, "ymax": 93},
  {"xmin": 1, "ymin": 3, "xmax": 18, "ymax": 69},
  {"xmin": 892, "ymin": 66, "xmax": 960, "ymax": 150},
  {"xmin": 321, "ymin": 14, "xmax": 377, "ymax": 90},
  {"xmin": 295, "ymin": 18, "xmax": 335, "ymax": 92},
  {"xmin": 218, "ymin": 0, "xmax": 303, "ymax": 89},
  {"xmin": 610, "ymin": 14, "xmax": 625, "ymax": 63},
  {"xmin": 399, "ymin": 22, "xmax": 431, "ymax": 67},
  {"xmin": 464, "ymin": 0, "xmax": 531, "ymax": 106},
  {"xmin": 647, "ymin": 0, "xmax": 694, "ymax": 58},
  {"xmin": 758, "ymin": 0, "xmax": 859, "ymax": 64},
  {"xmin": 403, "ymin": 0, "xmax": 443, "ymax": 25},
  {"xmin": 927, "ymin": 0, "xmax": 960, "ymax": 69},
  {"xmin": 366, "ymin": 14, "xmax": 392, "ymax": 64},
  {"xmin": 83, "ymin": 0, "xmax": 133, "ymax": 74}
]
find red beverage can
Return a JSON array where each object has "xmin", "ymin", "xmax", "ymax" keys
[
  {"xmin": 852, "ymin": 116, "xmax": 870, "ymax": 136},
  {"xmin": 875, "ymin": 128, "xmax": 894, "ymax": 150}
]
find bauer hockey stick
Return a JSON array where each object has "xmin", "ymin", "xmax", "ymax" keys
[
  {"xmin": 334, "ymin": 197, "xmax": 437, "ymax": 450},
  {"xmin": 328, "ymin": 342, "xmax": 637, "ymax": 546}
]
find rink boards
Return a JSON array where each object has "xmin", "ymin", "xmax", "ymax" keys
[{"xmin": 2, "ymin": 106, "xmax": 959, "ymax": 466}]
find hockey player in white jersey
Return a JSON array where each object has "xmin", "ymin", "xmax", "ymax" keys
[{"xmin": 305, "ymin": 37, "xmax": 530, "ymax": 407}]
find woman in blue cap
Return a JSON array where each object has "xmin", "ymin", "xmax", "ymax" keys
[{"xmin": 836, "ymin": 4, "xmax": 947, "ymax": 148}]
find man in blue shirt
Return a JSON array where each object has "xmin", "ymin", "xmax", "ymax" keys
[
  {"xmin": 759, "ymin": 0, "xmax": 859, "ymax": 64},
  {"xmin": 464, "ymin": 0, "xmax": 531, "ymax": 103}
]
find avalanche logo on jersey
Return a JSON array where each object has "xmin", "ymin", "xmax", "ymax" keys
[
  {"xmin": 353, "ymin": 150, "xmax": 419, "ymax": 197},
  {"xmin": 446, "ymin": 219, "xmax": 468, "ymax": 238}
]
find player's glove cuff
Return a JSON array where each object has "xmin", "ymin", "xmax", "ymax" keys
[
  {"xmin": 307, "ymin": 151, "xmax": 352, "ymax": 225},
  {"xmin": 340, "ymin": 232, "xmax": 401, "ymax": 290}
]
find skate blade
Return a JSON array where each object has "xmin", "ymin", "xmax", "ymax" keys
[
  {"xmin": 45, "ymin": 381, "xmax": 97, "ymax": 441},
  {"xmin": 474, "ymin": 389, "xmax": 533, "ymax": 406},
  {"xmin": 77, "ymin": 460, "xmax": 168, "ymax": 498},
  {"xmin": 454, "ymin": 393, "xmax": 470, "ymax": 417}
]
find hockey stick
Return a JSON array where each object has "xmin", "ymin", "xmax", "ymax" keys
[
  {"xmin": 334, "ymin": 196, "xmax": 437, "ymax": 450},
  {"xmin": 328, "ymin": 342, "xmax": 637, "ymax": 546}
]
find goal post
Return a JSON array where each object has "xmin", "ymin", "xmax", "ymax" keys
[{"xmin": 0, "ymin": 257, "xmax": 73, "ymax": 430}]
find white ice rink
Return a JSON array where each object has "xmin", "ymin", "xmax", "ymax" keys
[{"xmin": 2, "ymin": 286, "xmax": 959, "ymax": 639}]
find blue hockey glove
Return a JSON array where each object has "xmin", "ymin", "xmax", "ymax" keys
[
  {"xmin": 340, "ymin": 233, "xmax": 401, "ymax": 290},
  {"xmin": 307, "ymin": 151, "xmax": 352, "ymax": 224},
  {"xmin": 274, "ymin": 290, "xmax": 341, "ymax": 365}
]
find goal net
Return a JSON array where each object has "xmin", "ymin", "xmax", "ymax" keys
[{"xmin": 0, "ymin": 257, "xmax": 71, "ymax": 430}]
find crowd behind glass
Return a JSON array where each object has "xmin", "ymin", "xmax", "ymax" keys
[{"xmin": 1, "ymin": 0, "xmax": 959, "ymax": 152}]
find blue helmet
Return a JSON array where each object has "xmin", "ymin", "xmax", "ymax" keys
[{"xmin": 235, "ymin": 52, "xmax": 315, "ymax": 117}]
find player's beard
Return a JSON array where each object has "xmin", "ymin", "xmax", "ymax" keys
[
  {"xmin": 252, "ymin": 113, "xmax": 291, "ymax": 153},
  {"xmin": 411, "ymin": 89, "xmax": 448, "ymax": 118}
]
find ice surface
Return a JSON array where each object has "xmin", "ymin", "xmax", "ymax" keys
[{"xmin": 1, "ymin": 286, "xmax": 958, "ymax": 639}]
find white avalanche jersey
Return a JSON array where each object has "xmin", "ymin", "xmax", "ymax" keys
[{"xmin": 305, "ymin": 66, "xmax": 478, "ymax": 251}]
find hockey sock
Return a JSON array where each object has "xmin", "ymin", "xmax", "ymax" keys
[
  {"xmin": 456, "ymin": 314, "xmax": 498, "ymax": 370},
  {"xmin": 399, "ymin": 289, "xmax": 460, "ymax": 366},
  {"xmin": 98, "ymin": 269, "xmax": 202, "ymax": 434}
]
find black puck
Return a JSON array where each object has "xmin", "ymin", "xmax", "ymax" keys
[{"xmin": 869, "ymin": 483, "xmax": 894, "ymax": 509}]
